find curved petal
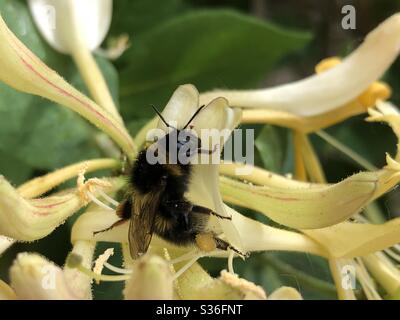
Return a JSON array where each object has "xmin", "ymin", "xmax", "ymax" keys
[
  {"xmin": 0, "ymin": 176, "xmax": 121, "ymax": 241},
  {"xmin": 0, "ymin": 279, "xmax": 16, "ymax": 300},
  {"xmin": 63, "ymin": 240, "xmax": 95, "ymax": 299},
  {"xmin": 0, "ymin": 176, "xmax": 82, "ymax": 241},
  {"xmin": 0, "ymin": 236, "xmax": 14, "ymax": 255},
  {"xmin": 304, "ymin": 218, "xmax": 400, "ymax": 259},
  {"xmin": 227, "ymin": 206, "xmax": 326, "ymax": 257},
  {"xmin": 159, "ymin": 84, "xmax": 199, "ymax": 130},
  {"xmin": 267, "ymin": 287, "xmax": 303, "ymax": 300},
  {"xmin": 28, "ymin": 0, "xmax": 112, "ymax": 53},
  {"xmin": 0, "ymin": 15, "xmax": 135, "ymax": 158},
  {"xmin": 200, "ymin": 14, "xmax": 400, "ymax": 116}
]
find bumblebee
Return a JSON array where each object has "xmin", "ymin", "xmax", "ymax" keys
[{"xmin": 98, "ymin": 105, "xmax": 242, "ymax": 259}]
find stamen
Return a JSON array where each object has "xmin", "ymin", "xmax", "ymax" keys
[
  {"xmin": 66, "ymin": 253, "xmax": 131, "ymax": 282},
  {"xmin": 97, "ymin": 188, "xmax": 120, "ymax": 207},
  {"xmin": 103, "ymin": 262, "xmax": 133, "ymax": 275},
  {"xmin": 228, "ymin": 249, "xmax": 235, "ymax": 274},
  {"xmin": 94, "ymin": 248, "xmax": 115, "ymax": 282},
  {"xmin": 76, "ymin": 163, "xmax": 116, "ymax": 210},
  {"xmin": 393, "ymin": 244, "xmax": 400, "ymax": 253},
  {"xmin": 383, "ymin": 248, "xmax": 400, "ymax": 264},
  {"xmin": 86, "ymin": 191, "xmax": 115, "ymax": 211}
]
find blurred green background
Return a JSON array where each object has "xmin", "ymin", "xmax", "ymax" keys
[{"xmin": 0, "ymin": 0, "xmax": 399, "ymax": 299}]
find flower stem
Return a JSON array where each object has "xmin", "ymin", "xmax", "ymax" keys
[
  {"xmin": 297, "ymin": 133, "xmax": 326, "ymax": 183},
  {"xmin": 71, "ymin": 45, "xmax": 123, "ymax": 124},
  {"xmin": 293, "ymin": 131, "xmax": 307, "ymax": 181}
]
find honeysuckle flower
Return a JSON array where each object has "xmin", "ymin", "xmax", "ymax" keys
[
  {"xmin": 10, "ymin": 252, "xmax": 78, "ymax": 299},
  {"xmin": 28, "ymin": 0, "xmax": 121, "ymax": 122},
  {"xmin": 0, "ymin": 174, "xmax": 122, "ymax": 241},
  {"xmin": 199, "ymin": 13, "xmax": 398, "ymax": 119},
  {"xmin": 0, "ymin": 14, "xmax": 135, "ymax": 158},
  {"xmin": 239, "ymin": 57, "xmax": 391, "ymax": 133},
  {"xmin": 28, "ymin": 0, "xmax": 112, "ymax": 54},
  {"xmin": 2, "ymin": 2, "xmax": 400, "ymax": 300}
]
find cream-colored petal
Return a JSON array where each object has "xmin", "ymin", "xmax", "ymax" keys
[
  {"xmin": 123, "ymin": 255, "xmax": 173, "ymax": 300},
  {"xmin": 10, "ymin": 253, "xmax": 77, "ymax": 299},
  {"xmin": 0, "ymin": 176, "xmax": 81, "ymax": 241},
  {"xmin": 63, "ymin": 240, "xmax": 95, "ymax": 299},
  {"xmin": 0, "ymin": 279, "xmax": 16, "ymax": 300},
  {"xmin": 200, "ymin": 14, "xmax": 400, "ymax": 116},
  {"xmin": 0, "ymin": 236, "xmax": 14, "ymax": 255},
  {"xmin": 159, "ymin": 84, "xmax": 199, "ymax": 130},
  {"xmin": 304, "ymin": 218, "xmax": 400, "ymax": 259},
  {"xmin": 220, "ymin": 172, "xmax": 376, "ymax": 229},
  {"xmin": 0, "ymin": 15, "xmax": 135, "ymax": 158},
  {"xmin": 228, "ymin": 206, "xmax": 326, "ymax": 257},
  {"xmin": 28, "ymin": 0, "xmax": 112, "ymax": 53},
  {"xmin": 0, "ymin": 176, "xmax": 120, "ymax": 241},
  {"xmin": 267, "ymin": 286, "xmax": 303, "ymax": 300},
  {"xmin": 71, "ymin": 208, "xmax": 127, "ymax": 244}
]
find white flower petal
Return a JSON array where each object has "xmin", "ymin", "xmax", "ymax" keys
[
  {"xmin": 159, "ymin": 84, "xmax": 199, "ymax": 130},
  {"xmin": 123, "ymin": 255, "xmax": 173, "ymax": 300},
  {"xmin": 10, "ymin": 253, "xmax": 77, "ymax": 299},
  {"xmin": 268, "ymin": 286, "xmax": 303, "ymax": 300},
  {"xmin": 28, "ymin": 0, "xmax": 112, "ymax": 53},
  {"xmin": 63, "ymin": 241, "xmax": 95, "ymax": 300},
  {"xmin": 200, "ymin": 14, "xmax": 400, "ymax": 116}
]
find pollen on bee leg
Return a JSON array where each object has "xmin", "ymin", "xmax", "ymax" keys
[{"xmin": 195, "ymin": 233, "xmax": 217, "ymax": 252}]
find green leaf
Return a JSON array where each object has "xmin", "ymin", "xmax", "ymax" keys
[
  {"xmin": 109, "ymin": 0, "xmax": 184, "ymax": 37},
  {"xmin": 118, "ymin": 9, "xmax": 311, "ymax": 120},
  {"xmin": 0, "ymin": 151, "xmax": 33, "ymax": 185},
  {"xmin": 255, "ymin": 125, "xmax": 289, "ymax": 173}
]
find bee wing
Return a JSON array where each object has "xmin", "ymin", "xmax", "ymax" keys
[{"xmin": 128, "ymin": 193, "xmax": 160, "ymax": 259}]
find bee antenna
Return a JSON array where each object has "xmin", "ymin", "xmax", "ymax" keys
[
  {"xmin": 151, "ymin": 104, "xmax": 172, "ymax": 128},
  {"xmin": 183, "ymin": 105, "xmax": 206, "ymax": 129}
]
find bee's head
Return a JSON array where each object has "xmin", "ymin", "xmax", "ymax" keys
[{"xmin": 151, "ymin": 105, "xmax": 207, "ymax": 163}]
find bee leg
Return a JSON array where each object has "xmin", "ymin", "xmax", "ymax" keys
[
  {"xmin": 214, "ymin": 237, "xmax": 249, "ymax": 258},
  {"xmin": 191, "ymin": 205, "xmax": 232, "ymax": 220},
  {"xmin": 93, "ymin": 219, "xmax": 127, "ymax": 235}
]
